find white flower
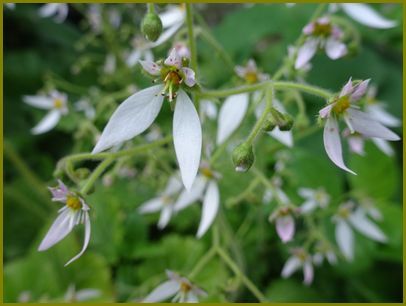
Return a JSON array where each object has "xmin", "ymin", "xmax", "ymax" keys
[
  {"xmin": 334, "ymin": 202, "xmax": 387, "ymax": 261},
  {"xmin": 23, "ymin": 90, "xmax": 68, "ymax": 135},
  {"xmin": 138, "ymin": 176, "xmax": 183, "ymax": 229},
  {"xmin": 143, "ymin": 270, "xmax": 207, "ymax": 303},
  {"xmin": 263, "ymin": 176, "xmax": 290, "ymax": 205},
  {"xmin": 172, "ymin": 41, "xmax": 191, "ymax": 60},
  {"xmin": 64, "ymin": 284, "xmax": 101, "ymax": 302},
  {"xmin": 281, "ymin": 248, "xmax": 314, "ymax": 285},
  {"xmin": 298, "ymin": 187, "xmax": 330, "ymax": 214},
  {"xmin": 38, "ymin": 180, "xmax": 91, "ymax": 266},
  {"xmin": 75, "ymin": 98, "xmax": 95, "ymax": 120},
  {"xmin": 319, "ymin": 78, "xmax": 400, "ymax": 174},
  {"xmin": 312, "ymin": 243, "xmax": 337, "ymax": 266},
  {"xmin": 174, "ymin": 163, "xmax": 220, "ymax": 238},
  {"xmin": 331, "ymin": 3, "xmax": 397, "ymax": 29},
  {"xmin": 38, "ymin": 3, "xmax": 69, "ymax": 23},
  {"xmin": 235, "ymin": 59, "xmax": 269, "ymax": 84},
  {"xmin": 126, "ymin": 36, "xmax": 154, "ymax": 67},
  {"xmin": 92, "ymin": 48, "xmax": 201, "ymax": 190},
  {"xmin": 295, "ymin": 17, "xmax": 347, "ymax": 69},
  {"xmin": 199, "ymin": 99, "xmax": 218, "ymax": 122},
  {"xmin": 269, "ymin": 206, "xmax": 296, "ymax": 243}
]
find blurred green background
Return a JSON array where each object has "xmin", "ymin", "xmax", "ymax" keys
[{"xmin": 4, "ymin": 3, "xmax": 403, "ymax": 302}]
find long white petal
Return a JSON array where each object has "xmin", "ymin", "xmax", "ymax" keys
[
  {"xmin": 366, "ymin": 104, "xmax": 401, "ymax": 127},
  {"xmin": 23, "ymin": 95, "xmax": 53, "ymax": 109},
  {"xmin": 303, "ymin": 261, "xmax": 314, "ymax": 285},
  {"xmin": 371, "ymin": 138, "xmax": 394, "ymax": 156},
  {"xmin": 31, "ymin": 110, "xmax": 61, "ymax": 135},
  {"xmin": 65, "ymin": 212, "xmax": 91, "ymax": 266},
  {"xmin": 173, "ymin": 90, "xmax": 202, "ymax": 190},
  {"xmin": 92, "ymin": 85, "xmax": 164, "ymax": 154},
  {"xmin": 158, "ymin": 206, "xmax": 173, "ymax": 229},
  {"xmin": 348, "ymin": 209, "xmax": 387, "ymax": 242},
  {"xmin": 325, "ymin": 38, "xmax": 347, "ymax": 60},
  {"xmin": 143, "ymin": 280, "xmax": 180, "ymax": 302},
  {"xmin": 341, "ymin": 3, "xmax": 397, "ymax": 29},
  {"xmin": 268, "ymin": 128, "xmax": 293, "ymax": 147},
  {"xmin": 295, "ymin": 39, "xmax": 318, "ymax": 69},
  {"xmin": 323, "ymin": 117, "xmax": 356, "ymax": 175},
  {"xmin": 174, "ymin": 176, "xmax": 207, "ymax": 212},
  {"xmin": 347, "ymin": 108, "xmax": 400, "ymax": 141},
  {"xmin": 196, "ymin": 181, "xmax": 219, "ymax": 238},
  {"xmin": 38, "ymin": 209, "xmax": 73, "ymax": 251},
  {"xmin": 138, "ymin": 198, "xmax": 164, "ymax": 214},
  {"xmin": 335, "ymin": 219, "xmax": 354, "ymax": 261},
  {"xmin": 216, "ymin": 93, "xmax": 249, "ymax": 145},
  {"xmin": 281, "ymin": 256, "xmax": 301, "ymax": 278}
]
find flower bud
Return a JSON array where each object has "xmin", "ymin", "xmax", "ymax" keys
[
  {"xmin": 75, "ymin": 168, "xmax": 91, "ymax": 180},
  {"xmin": 262, "ymin": 116, "xmax": 276, "ymax": 132},
  {"xmin": 232, "ymin": 143, "xmax": 255, "ymax": 173},
  {"xmin": 141, "ymin": 12, "xmax": 163, "ymax": 42},
  {"xmin": 278, "ymin": 113, "xmax": 294, "ymax": 131}
]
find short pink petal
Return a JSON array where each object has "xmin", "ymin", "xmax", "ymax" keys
[
  {"xmin": 164, "ymin": 48, "xmax": 182, "ymax": 68},
  {"xmin": 139, "ymin": 60, "xmax": 161, "ymax": 76},
  {"xmin": 351, "ymin": 79, "xmax": 370, "ymax": 101},
  {"xmin": 295, "ymin": 39, "xmax": 318, "ymax": 69},
  {"xmin": 276, "ymin": 215, "xmax": 295, "ymax": 243},
  {"xmin": 182, "ymin": 67, "xmax": 196, "ymax": 87}
]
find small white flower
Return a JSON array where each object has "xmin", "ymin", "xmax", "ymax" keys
[
  {"xmin": 38, "ymin": 3, "xmax": 69, "ymax": 23},
  {"xmin": 298, "ymin": 187, "xmax": 330, "ymax": 214},
  {"xmin": 295, "ymin": 17, "xmax": 347, "ymax": 69},
  {"xmin": 312, "ymin": 243, "xmax": 337, "ymax": 266},
  {"xmin": 75, "ymin": 98, "xmax": 95, "ymax": 120},
  {"xmin": 38, "ymin": 180, "xmax": 91, "ymax": 266},
  {"xmin": 281, "ymin": 248, "xmax": 314, "ymax": 285},
  {"xmin": 64, "ymin": 284, "xmax": 101, "ymax": 302},
  {"xmin": 235, "ymin": 59, "xmax": 269, "ymax": 84},
  {"xmin": 172, "ymin": 41, "xmax": 191, "ymax": 60},
  {"xmin": 23, "ymin": 90, "xmax": 68, "ymax": 135},
  {"xmin": 144, "ymin": 270, "xmax": 207, "ymax": 303},
  {"xmin": 93, "ymin": 48, "xmax": 201, "ymax": 190},
  {"xmin": 319, "ymin": 78, "xmax": 400, "ymax": 174},
  {"xmin": 334, "ymin": 202, "xmax": 387, "ymax": 261}
]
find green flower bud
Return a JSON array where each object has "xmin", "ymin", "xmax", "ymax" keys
[
  {"xmin": 141, "ymin": 12, "xmax": 163, "ymax": 42},
  {"xmin": 262, "ymin": 116, "xmax": 276, "ymax": 132},
  {"xmin": 278, "ymin": 113, "xmax": 294, "ymax": 131},
  {"xmin": 75, "ymin": 168, "xmax": 91, "ymax": 180},
  {"xmin": 232, "ymin": 143, "xmax": 255, "ymax": 173}
]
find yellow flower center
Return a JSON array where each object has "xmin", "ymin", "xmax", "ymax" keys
[
  {"xmin": 338, "ymin": 207, "xmax": 350, "ymax": 219},
  {"xmin": 245, "ymin": 72, "xmax": 258, "ymax": 84},
  {"xmin": 161, "ymin": 195, "xmax": 172, "ymax": 205},
  {"xmin": 53, "ymin": 98, "xmax": 64, "ymax": 109},
  {"xmin": 201, "ymin": 167, "xmax": 214, "ymax": 179},
  {"xmin": 66, "ymin": 195, "xmax": 82, "ymax": 210},
  {"xmin": 313, "ymin": 22, "xmax": 332, "ymax": 37},
  {"xmin": 180, "ymin": 281, "xmax": 192, "ymax": 293},
  {"xmin": 332, "ymin": 96, "xmax": 350, "ymax": 115}
]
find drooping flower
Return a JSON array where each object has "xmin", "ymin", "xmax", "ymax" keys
[
  {"xmin": 281, "ymin": 248, "xmax": 314, "ymax": 285},
  {"xmin": 138, "ymin": 176, "xmax": 183, "ymax": 229},
  {"xmin": 38, "ymin": 180, "xmax": 91, "ymax": 266},
  {"xmin": 92, "ymin": 48, "xmax": 201, "ymax": 190},
  {"xmin": 23, "ymin": 90, "xmax": 68, "ymax": 135},
  {"xmin": 143, "ymin": 270, "xmax": 207, "ymax": 303},
  {"xmin": 334, "ymin": 201, "xmax": 387, "ymax": 261},
  {"xmin": 38, "ymin": 3, "xmax": 69, "ymax": 23},
  {"xmin": 319, "ymin": 78, "xmax": 400, "ymax": 174},
  {"xmin": 75, "ymin": 98, "xmax": 96, "ymax": 120},
  {"xmin": 298, "ymin": 187, "xmax": 330, "ymax": 214},
  {"xmin": 330, "ymin": 3, "xmax": 397, "ymax": 29},
  {"xmin": 295, "ymin": 17, "xmax": 347, "ymax": 69}
]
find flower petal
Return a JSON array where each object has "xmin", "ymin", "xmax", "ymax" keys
[
  {"xmin": 268, "ymin": 128, "xmax": 293, "ymax": 147},
  {"xmin": 340, "ymin": 78, "xmax": 353, "ymax": 97},
  {"xmin": 323, "ymin": 117, "xmax": 356, "ymax": 175},
  {"xmin": 39, "ymin": 3, "xmax": 59, "ymax": 17},
  {"xmin": 347, "ymin": 108, "xmax": 400, "ymax": 141},
  {"xmin": 173, "ymin": 90, "xmax": 202, "ymax": 190},
  {"xmin": 366, "ymin": 104, "xmax": 401, "ymax": 127},
  {"xmin": 92, "ymin": 85, "xmax": 164, "ymax": 154},
  {"xmin": 159, "ymin": 5, "xmax": 185, "ymax": 28},
  {"xmin": 303, "ymin": 261, "xmax": 314, "ymax": 285},
  {"xmin": 31, "ymin": 110, "xmax": 61, "ymax": 135},
  {"xmin": 143, "ymin": 280, "xmax": 180, "ymax": 303},
  {"xmin": 139, "ymin": 60, "xmax": 161, "ymax": 76},
  {"xmin": 348, "ymin": 209, "xmax": 387, "ymax": 242},
  {"xmin": 138, "ymin": 198, "xmax": 164, "ymax": 214},
  {"xmin": 174, "ymin": 176, "xmax": 207, "ymax": 211},
  {"xmin": 65, "ymin": 211, "xmax": 91, "ymax": 266},
  {"xmin": 275, "ymin": 215, "xmax": 295, "ymax": 243},
  {"xmin": 216, "ymin": 93, "xmax": 249, "ymax": 145},
  {"xmin": 295, "ymin": 39, "xmax": 318, "ymax": 69},
  {"xmin": 281, "ymin": 256, "xmax": 301, "ymax": 278},
  {"xmin": 55, "ymin": 3, "xmax": 68, "ymax": 23},
  {"xmin": 196, "ymin": 181, "xmax": 219, "ymax": 238},
  {"xmin": 23, "ymin": 95, "xmax": 53, "ymax": 109},
  {"xmin": 186, "ymin": 292, "xmax": 199, "ymax": 303},
  {"xmin": 164, "ymin": 48, "xmax": 182, "ymax": 68},
  {"xmin": 335, "ymin": 219, "xmax": 354, "ymax": 261},
  {"xmin": 300, "ymin": 200, "xmax": 318, "ymax": 214},
  {"xmin": 163, "ymin": 176, "xmax": 183, "ymax": 196},
  {"xmin": 371, "ymin": 138, "xmax": 394, "ymax": 156},
  {"xmin": 158, "ymin": 206, "xmax": 173, "ymax": 229},
  {"xmin": 181, "ymin": 67, "xmax": 196, "ymax": 87},
  {"xmin": 350, "ymin": 79, "xmax": 370, "ymax": 101},
  {"xmin": 298, "ymin": 187, "xmax": 314, "ymax": 199},
  {"xmin": 325, "ymin": 38, "xmax": 347, "ymax": 60},
  {"xmin": 38, "ymin": 209, "xmax": 73, "ymax": 251},
  {"xmin": 341, "ymin": 3, "xmax": 397, "ymax": 29}
]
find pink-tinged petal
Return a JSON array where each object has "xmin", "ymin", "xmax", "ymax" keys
[
  {"xmin": 143, "ymin": 280, "xmax": 180, "ymax": 303},
  {"xmin": 325, "ymin": 38, "xmax": 347, "ymax": 60},
  {"xmin": 38, "ymin": 209, "xmax": 73, "ymax": 251},
  {"xmin": 275, "ymin": 215, "xmax": 295, "ymax": 243},
  {"xmin": 335, "ymin": 219, "xmax": 354, "ymax": 261},
  {"xmin": 92, "ymin": 85, "xmax": 164, "ymax": 154},
  {"xmin": 173, "ymin": 90, "xmax": 202, "ymax": 190},
  {"xmin": 234, "ymin": 65, "xmax": 246, "ymax": 78},
  {"xmin": 138, "ymin": 198, "xmax": 164, "ymax": 214},
  {"xmin": 303, "ymin": 261, "xmax": 314, "ymax": 285},
  {"xmin": 139, "ymin": 60, "xmax": 161, "ymax": 76},
  {"xmin": 317, "ymin": 16, "xmax": 330, "ymax": 25},
  {"xmin": 341, "ymin": 3, "xmax": 397, "ymax": 29},
  {"xmin": 340, "ymin": 78, "xmax": 353, "ymax": 97},
  {"xmin": 366, "ymin": 104, "xmax": 400, "ymax": 127},
  {"xmin": 65, "ymin": 211, "xmax": 91, "ymax": 266},
  {"xmin": 23, "ymin": 95, "xmax": 53, "ymax": 109},
  {"xmin": 302, "ymin": 22, "xmax": 315, "ymax": 35},
  {"xmin": 348, "ymin": 209, "xmax": 387, "ymax": 242},
  {"xmin": 350, "ymin": 79, "xmax": 370, "ymax": 101},
  {"xmin": 31, "ymin": 110, "xmax": 61, "ymax": 135},
  {"xmin": 49, "ymin": 180, "xmax": 69, "ymax": 201},
  {"xmin": 323, "ymin": 117, "xmax": 356, "ymax": 175},
  {"xmin": 347, "ymin": 108, "xmax": 400, "ymax": 141},
  {"xmin": 371, "ymin": 138, "xmax": 394, "ymax": 156},
  {"xmin": 281, "ymin": 256, "xmax": 301, "ymax": 278},
  {"xmin": 159, "ymin": 5, "xmax": 185, "ymax": 28},
  {"xmin": 174, "ymin": 176, "xmax": 207, "ymax": 212},
  {"xmin": 331, "ymin": 26, "xmax": 344, "ymax": 39},
  {"xmin": 181, "ymin": 67, "xmax": 196, "ymax": 87},
  {"xmin": 196, "ymin": 181, "xmax": 219, "ymax": 238},
  {"xmin": 347, "ymin": 136, "xmax": 365, "ymax": 156},
  {"xmin": 319, "ymin": 104, "xmax": 334, "ymax": 118},
  {"xmin": 164, "ymin": 48, "xmax": 182, "ymax": 68},
  {"xmin": 158, "ymin": 206, "xmax": 173, "ymax": 229},
  {"xmin": 295, "ymin": 39, "xmax": 318, "ymax": 69}
]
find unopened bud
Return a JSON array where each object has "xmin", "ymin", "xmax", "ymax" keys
[
  {"xmin": 278, "ymin": 113, "xmax": 294, "ymax": 131},
  {"xmin": 75, "ymin": 168, "xmax": 91, "ymax": 180},
  {"xmin": 262, "ymin": 116, "xmax": 276, "ymax": 132},
  {"xmin": 232, "ymin": 143, "xmax": 254, "ymax": 173},
  {"xmin": 141, "ymin": 12, "xmax": 163, "ymax": 42}
]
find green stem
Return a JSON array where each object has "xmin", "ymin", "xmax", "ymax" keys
[
  {"xmin": 147, "ymin": 3, "xmax": 155, "ymax": 13},
  {"xmin": 186, "ymin": 3, "xmax": 198, "ymax": 74},
  {"xmin": 246, "ymin": 87, "xmax": 272, "ymax": 145},
  {"xmin": 80, "ymin": 157, "xmax": 113, "ymax": 195},
  {"xmin": 188, "ymin": 247, "xmax": 217, "ymax": 279},
  {"xmin": 216, "ymin": 247, "xmax": 267, "ymax": 302}
]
